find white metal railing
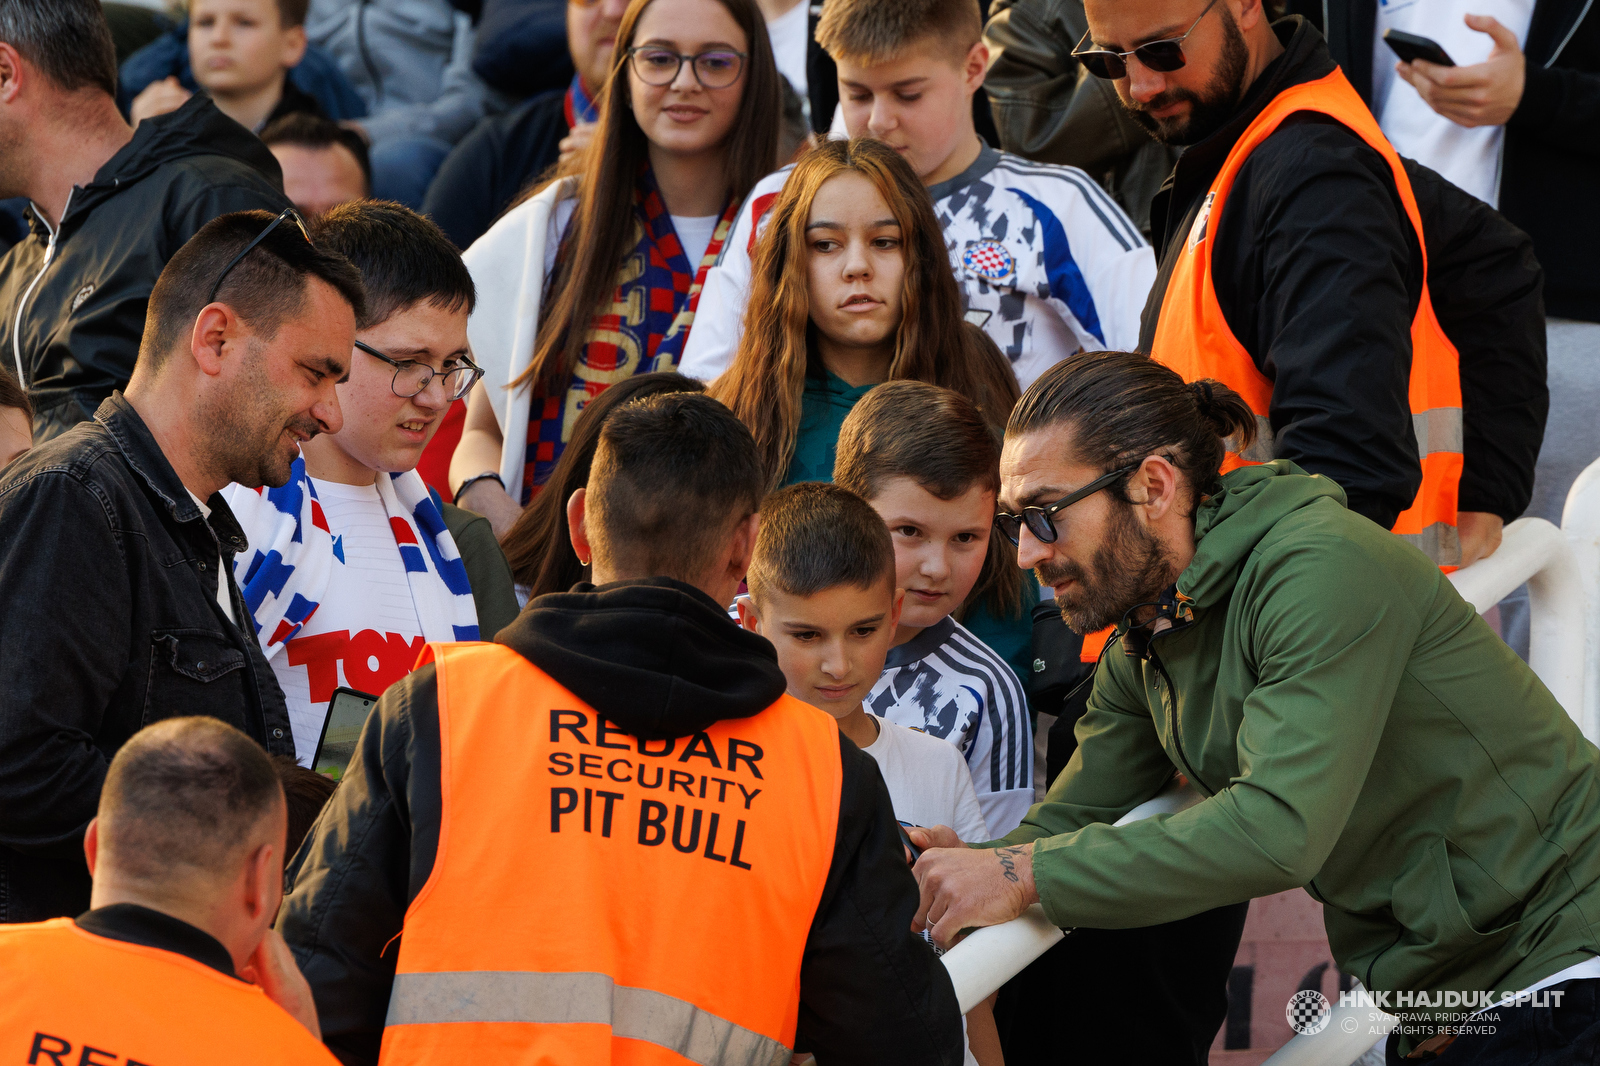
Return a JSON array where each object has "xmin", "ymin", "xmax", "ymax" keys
[
  {"xmin": 941, "ymin": 778, "xmax": 1202, "ymax": 1012},
  {"xmin": 1447, "ymin": 517, "xmax": 1588, "ymax": 736}
]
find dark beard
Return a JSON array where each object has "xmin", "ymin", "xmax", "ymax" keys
[
  {"xmin": 1123, "ymin": 7, "xmax": 1251, "ymax": 147},
  {"xmin": 1036, "ymin": 500, "xmax": 1174, "ymax": 634},
  {"xmin": 207, "ymin": 343, "xmax": 324, "ymax": 489}
]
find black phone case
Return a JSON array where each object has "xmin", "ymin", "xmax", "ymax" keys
[{"xmin": 1383, "ymin": 28, "xmax": 1456, "ymax": 67}]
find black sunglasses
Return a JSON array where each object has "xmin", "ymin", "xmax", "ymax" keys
[
  {"xmin": 1071, "ymin": 0, "xmax": 1221, "ymax": 80},
  {"xmin": 354, "ymin": 340, "xmax": 485, "ymax": 403},
  {"xmin": 206, "ymin": 206, "xmax": 313, "ymax": 305},
  {"xmin": 994, "ymin": 463, "xmax": 1140, "ymax": 547}
]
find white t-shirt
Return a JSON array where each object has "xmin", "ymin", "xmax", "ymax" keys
[
  {"xmin": 187, "ymin": 489, "xmax": 236, "ymax": 624},
  {"xmin": 861, "ymin": 713, "xmax": 991, "ymax": 842},
  {"xmin": 764, "ymin": 0, "xmax": 810, "ymax": 104},
  {"xmin": 272, "ymin": 479, "xmax": 427, "ymax": 764},
  {"xmin": 1371, "ymin": 0, "xmax": 1534, "ymax": 205},
  {"xmin": 671, "ymin": 213, "xmax": 722, "ymax": 269}
]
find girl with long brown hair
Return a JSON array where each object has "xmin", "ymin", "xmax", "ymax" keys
[
  {"xmin": 709, "ymin": 137, "xmax": 1034, "ymax": 684},
  {"xmin": 709, "ymin": 137, "xmax": 1019, "ymax": 492},
  {"xmin": 450, "ymin": 0, "xmax": 782, "ymax": 534}
]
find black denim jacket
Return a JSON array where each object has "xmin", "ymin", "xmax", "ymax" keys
[{"xmin": 0, "ymin": 394, "xmax": 292, "ymax": 923}]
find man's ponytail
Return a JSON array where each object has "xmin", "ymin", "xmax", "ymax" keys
[
  {"xmin": 1188, "ymin": 378, "xmax": 1257, "ymax": 454},
  {"xmin": 1010, "ymin": 352, "xmax": 1261, "ymax": 502}
]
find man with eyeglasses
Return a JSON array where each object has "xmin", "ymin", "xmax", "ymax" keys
[
  {"xmin": 914, "ymin": 351, "xmax": 1600, "ymax": 1064},
  {"xmin": 222, "ymin": 201, "xmax": 518, "ymax": 768},
  {"xmin": 0, "ymin": 209, "xmax": 366, "ymax": 923}
]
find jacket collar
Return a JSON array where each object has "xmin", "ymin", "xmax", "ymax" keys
[
  {"xmin": 76, "ymin": 903, "xmax": 237, "ymax": 978},
  {"xmin": 499, "ymin": 576, "xmax": 788, "ymax": 740},
  {"xmin": 1155, "ymin": 17, "xmax": 1336, "ymax": 249},
  {"xmin": 94, "ymin": 393, "xmax": 249, "ymax": 554}
]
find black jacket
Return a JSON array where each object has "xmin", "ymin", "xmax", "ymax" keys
[
  {"xmin": 0, "ymin": 395, "xmax": 294, "ymax": 924},
  {"xmin": 279, "ymin": 577, "xmax": 964, "ymax": 1066},
  {"xmin": 421, "ymin": 88, "xmax": 567, "ymax": 251},
  {"xmin": 1290, "ymin": 0, "xmax": 1600, "ymax": 322},
  {"xmin": 1140, "ymin": 18, "xmax": 1546, "ymax": 527},
  {"xmin": 0, "ymin": 96, "xmax": 287, "ymax": 443}
]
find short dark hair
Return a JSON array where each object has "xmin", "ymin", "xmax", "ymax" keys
[
  {"xmin": 140, "ymin": 210, "xmax": 368, "ymax": 369},
  {"xmin": 269, "ymin": 754, "xmax": 336, "ymax": 857},
  {"xmin": 275, "ymin": 0, "xmax": 311, "ymax": 28},
  {"xmin": 0, "ymin": 366, "xmax": 30, "ymax": 420},
  {"xmin": 1007, "ymin": 351, "xmax": 1258, "ymax": 501},
  {"xmin": 835, "ymin": 380, "xmax": 1001, "ymax": 502},
  {"xmin": 588, "ymin": 392, "xmax": 765, "ymax": 581},
  {"xmin": 0, "ymin": 0, "xmax": 117, "ymax": 97},
  {"xmin": 311, "ymin": 200, "xmax": 474, "ymax": 327},
  {"xmin": 260, "ymin": 113, "xmax": 373, "ymax": 187},
  {"xmin": 99, "ymin": 718, "xmax": 284, "ymax": 881},
  {"xmin": 747, "ymin": 482, "xmax": 894, "ymax": 605}
]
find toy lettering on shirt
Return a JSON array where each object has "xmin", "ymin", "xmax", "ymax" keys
[
  {"xmin": 545, "ymin": 709, "xmax": 760, "ymax": 869},
  {"xmin": 285, "ymin": 629, "xmax": 427, "ymax": 703}
]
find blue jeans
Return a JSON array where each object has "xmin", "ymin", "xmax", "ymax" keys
[
  {"xmin": 1386, "ymin": 979, "xmax": 1600, "ymax": 1063},
  {"xmin": 369, "ymin": 136, "xmax": 453, "ymax": 210}
]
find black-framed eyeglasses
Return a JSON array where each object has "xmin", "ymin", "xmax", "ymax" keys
[
  {"xmin": 206, "ymin": 206, "xmax": 312, "ymax": 305},
  {"xmin": 627, "ymin": 46, "xmax": 747, "ymax": 89},
  {"xmin": 354, "ymin": 340, "xmax": 485, "ymax": 403},
  {"xmin": 1071, "ymin": 0, "xmax": 1221, "ymax": 80},
  {"xmin": 994, "ymin": 463, "xmax": 1141, "ymax": 547}
]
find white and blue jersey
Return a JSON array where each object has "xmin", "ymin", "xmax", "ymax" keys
[
  {"xmin": 679, "ymin": 146, "xmax": 1156, "ymax": 390},
  {"xmin": 866, "ymin": 616, "xmax": 1034, "ymax": 836}
]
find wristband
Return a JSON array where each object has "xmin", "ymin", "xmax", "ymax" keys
[{"xmin": 455, "ymin": 471, "xmax": 506, "ymax": 504}]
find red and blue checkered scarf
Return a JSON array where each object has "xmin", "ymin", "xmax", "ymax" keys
[{"xmin": 521, "ymin": 168, "xmax": 736, "ymax": 501}]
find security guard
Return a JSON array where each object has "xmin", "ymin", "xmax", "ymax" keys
[
  {"xmin": 281, "ymin": 392, "xmax": 963, "ymax": 1065},
  {"xmin": 0, "ymin": 717, "xmax": 334, "ymax": 1065}
]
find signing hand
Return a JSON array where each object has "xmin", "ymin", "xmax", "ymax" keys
[
  {"xmin": 238, "ymin": 927, "xmax": 321, "ymax": 1039},
  {"xmin": 913, "ymin": 842, "xmax": 1039, "ymax": 948},
  {"xmin": 1395, "ymin": 14, "xmax": 1525, "ymax": 127},
  {"xmin": 130, "ymin": 77, "xmax": 192, "ymax": 125},
  {"xmin": 558, "ymin": 121, "xmax": 598, "ymax": 166}
]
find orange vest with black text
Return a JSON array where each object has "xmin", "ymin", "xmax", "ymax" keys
[
  {"xmin": 377, "ymin": 641, "xmax": 844, "ymax": 1066},
  {"xmin": 1149, "ymin": 68, "xmax": 1463, "ymax": 568},
  {"xmin": 0, "ymin": 918, "xmax": 339, "ymax": 1065}
]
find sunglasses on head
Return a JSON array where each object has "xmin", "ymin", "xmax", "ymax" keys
[
  {"xmin": 206, "ymin": 206, "xmax": 313, "ymax": 306},
  {"xmin": 1071, "ymin": 0, "xmax": 1221, "ymax": 80},
  {"xmin": 994, "ymin": 463, "xmax": 1140, "ymax": 547}
]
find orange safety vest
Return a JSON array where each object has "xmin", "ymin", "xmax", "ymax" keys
[
  {"xmin": 1150, "ymin": 68, "xmax": 1464, "ymax": 569},
  {"xmin": 379, "ymin": 642, "xmax": 844, "ymax": 1066},
  {"xmin": 0, "ymin": 918, "xmax": 339, "ymax": 1065}
]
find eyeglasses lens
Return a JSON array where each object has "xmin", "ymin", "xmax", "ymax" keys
[
  {"xmin": 1078, "ymin": 39, "xmax": 1188, "ymax": 80},
  {"xmin": 692, "ymin": 51, "xmax": 742, "ymax": 88}
]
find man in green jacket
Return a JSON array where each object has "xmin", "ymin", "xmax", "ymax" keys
[{"xmin": 911, "ymin": 350, "xmax": 1600, "ymax": 1059}]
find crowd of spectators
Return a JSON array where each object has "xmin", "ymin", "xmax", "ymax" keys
[{"xmin": 0, "ymin": 0, "xmax": 1596, "ymax": 1063}]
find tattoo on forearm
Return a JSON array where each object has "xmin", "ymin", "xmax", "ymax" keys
[{"xmin": 997, "ymin": 846, "xmax": 1023, "ymax": 884}]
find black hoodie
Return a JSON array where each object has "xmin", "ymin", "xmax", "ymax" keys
[
  {"xmin": 279, "ymin": 578, "xmax": 964, "ymax": 1066},
  {"xmin": 0, "ymin": 95, "xmax": 288, "ymax": 442}
]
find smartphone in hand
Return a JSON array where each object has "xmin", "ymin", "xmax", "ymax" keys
[{"xmin": 1384, "ymin": 28, "xmax": 1456, "ymax": 67}]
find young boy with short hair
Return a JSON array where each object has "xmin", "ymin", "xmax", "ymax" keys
[
  {"xmin": 679, "ymin": 0, "xmax": 1154, "ymax": 392},
  {"xmin": 740, "ymin": 480, "xmax": 998, "ymax": 1065},
  {"xmin": 131, "ymin": 0, "xmax": 324, "ymax": 133},
  {"xmin": 834, "ymin": 381, "xmax": 1033, "ymax": 836},
  {"xmin": 222, "ymin": 201, "xmax": 518, "ymax": 765}
]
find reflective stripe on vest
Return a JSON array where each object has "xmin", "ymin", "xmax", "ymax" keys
[
  {"xmin": 1150, "ymin": 68, "xmax": 1464, "ymax": 568},
  {"xmin": 387, "ymin": 971, "xmax": 789, "ymax": 1066},
  {"xmin": 0, "ymin": 919, "xmax": 340, "ymax": 1063},
  {"xmin": 378, "ymin": 642, "xmax": 844, "ymax": 1066}
]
